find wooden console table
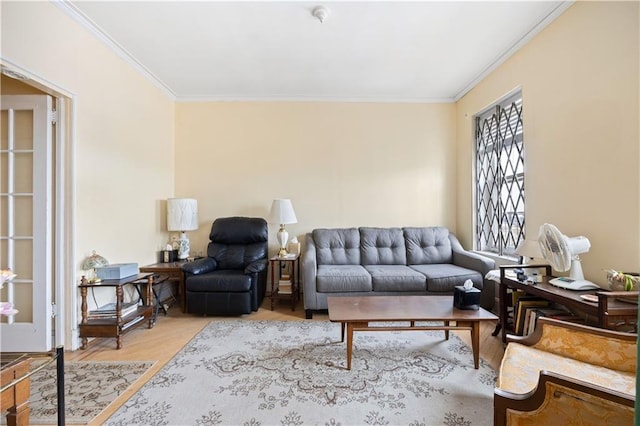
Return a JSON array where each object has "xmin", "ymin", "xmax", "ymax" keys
[{"xmin": 499, "ymin": 265, "xmax": 638, "ymax": 342}]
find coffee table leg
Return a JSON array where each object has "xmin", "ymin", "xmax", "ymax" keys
[
  {"xmin": 444, "ymin": 320, "xmax": 450, "ymax": 340},
  {"xmin": 457, "ymin": 320, "xmax": 480, "ymax": 369},
  {"xmin": 341, "ymin": 322, "xmax": 345, "ymax": 342},
  {"xmin": 346, "ymin": 321, "xmax": 367, "ymax": 370},
  {"xmin": 346, "ymin": 322, "xmax": 354, "ymax": 370},
  {"xmin": 471, "ymin": 321, "xmax": 480, "ymax": 369}
]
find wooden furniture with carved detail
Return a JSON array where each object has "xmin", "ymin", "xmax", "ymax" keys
[
  {"xmin": 494, "ymin": 317, "xmax": 636, "ymax": 426},
  {"xmin": 1, "ymin": 355, "xmax": 31, "ymax": 426},
  {"xmin": 79, "ymin": 273, "xmax": 155, "ymax": 350},
  {"xmin": 499, "ymin": 265, "xmax": 638, "ymax": 343},
  {"xmin": 1, "ymin": 348, "xmax": 65, "ymax": 426}
]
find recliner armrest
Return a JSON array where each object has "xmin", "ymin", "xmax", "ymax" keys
[
  {"xmin": 182, "ymin": 258, "xmax": 217, "ymax": 275},
  {"xmin": 245, "ymin": 259, "xmax": 267, "ymax": 274}
]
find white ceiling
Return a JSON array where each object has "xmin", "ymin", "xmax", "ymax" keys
[{"xmin": 61, "ymin": 1, "xmax": 571, "ymax": 102}]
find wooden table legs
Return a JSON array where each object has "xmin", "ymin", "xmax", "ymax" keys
[
  {"xmin": 339, "ymin": 320, "xmax": 482, "ymax": 370},
  {"xmin": 457, "ymin": 320, "xmax": 480, "ymax": 368},
  {"xmin": 345, "ymin": 322, "xmax": 368, "ymax": 370}
]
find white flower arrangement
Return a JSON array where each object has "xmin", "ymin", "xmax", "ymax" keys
[{"xmin": 0, "ymin": 269, "xmax": 18, "ymax": 316}]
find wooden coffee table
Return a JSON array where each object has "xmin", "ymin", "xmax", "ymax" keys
[{"xmin": 328, "ymin": 295, "xmax": 498, "ymax": 370}]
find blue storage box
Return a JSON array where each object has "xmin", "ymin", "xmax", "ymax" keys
[{"xmin": 96, "ymin": 263, "xmax": 139, "ymax": 280}]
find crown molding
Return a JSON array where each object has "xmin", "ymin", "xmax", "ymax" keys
[
  {"xmin": 453, "ymin": 1, "xmax": 574, "ymax": 102},
  {"xmin": 175, "ymin": 95, "xmax": 455, "ymax": 104},
  {"xmin": 53, "ymin": 0, "xmax": 177, "ymax": 101}
]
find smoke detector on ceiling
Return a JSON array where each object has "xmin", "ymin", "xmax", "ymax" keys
[{"xmin": 312, "ymin": 6, "xmax": 330, "ymax": 24}]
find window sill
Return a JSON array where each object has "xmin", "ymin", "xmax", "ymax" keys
[{"xmin": 473, "ymin": 251, "xmax": 519, "ymax": 266}]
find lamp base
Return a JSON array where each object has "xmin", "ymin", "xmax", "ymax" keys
[
  {"xmin": 277, "ymin": 225, "xmax": 289, "ymax": 258},
  {"xmin": 177, "ymin": 231, "xmax": 190, "ymax": 260}
]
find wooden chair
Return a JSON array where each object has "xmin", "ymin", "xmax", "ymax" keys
[{"xmin": 494, "ymin": 317, "xmax": 636, "ymax": 425}]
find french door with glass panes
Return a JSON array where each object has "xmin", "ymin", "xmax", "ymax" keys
[{"xmin": 1, "ymin": 95, "xmax": 53, "ymax": 352}]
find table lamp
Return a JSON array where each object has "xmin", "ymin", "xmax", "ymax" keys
[
  {"xmin": 269, "ymin": 199, "xmax": 297, "ymax": 257},
  {"xmin": 82, "ymin": 250, "xmax": 109, "ymax": 283},
  {"xmin": 516, "ymin": 239, "xmax": 544, "ymax": 282},
  {"xmin": 167, "ymin": 198, "xmax": 199, "ymax": 260},
  {"xmin": 515, "ymin": 240, "xmax": 543, "ymax": 264}
]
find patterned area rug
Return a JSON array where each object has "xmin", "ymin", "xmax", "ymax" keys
[
  {"xmin": 1, "ymin": 360, "xmax": 154, "ymax": 425},
  {"xmin": 106, "ymin": 320, "xmax": 496, "ymax": 425}
]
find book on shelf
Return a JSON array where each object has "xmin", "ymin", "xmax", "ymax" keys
[
  {"xmin": 278, "ymin": 281, "xmax": 292, "ymax": 294},
  {"xmin": 514, "ymin": 297, "xmax": 549, "ymax": 335},
  {"xmin": 525, "ymin": 307, "xmax": 564, "ymax": 335},
  {"xmin": 525, "ymin": 306, "xmax": 581, "ymax": 335},
  {"xmin": 89, "ymin": 302, "xmax": 138, "ymax": 319},
  {"xmin": 120, "ymin": 315, "xmax": 145, "ymax": 330}
]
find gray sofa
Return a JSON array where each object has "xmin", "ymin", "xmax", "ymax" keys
[{"xmin": 302, "ymin": 226, "xmax": 495, "ymax": 319}]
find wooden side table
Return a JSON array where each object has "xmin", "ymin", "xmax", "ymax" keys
[
  {"xmin": 79, "ymin": 273, "xmax": 155, "ymax": 350},
  {"xmin": 269, "ymin": 254, "xmax": 300, "ymax": 311},
  {"xmin": 140, "ymin": 261, "xmax": 188, "ymax": 313}
]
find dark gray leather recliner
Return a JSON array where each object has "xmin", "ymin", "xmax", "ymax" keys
[{"xmin": 182, "ymin": 217, "xmax": 268, "ymax": 315}]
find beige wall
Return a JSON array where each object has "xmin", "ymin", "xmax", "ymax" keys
[
  {"xmin": 1, "ymin": 1, "xmax": 175, "ymax": 271},
  {"xmin": 176, "ymin": 102, "xmax": 456, "ymax": 254},
  {"xmin": 2, "ymin": 0, "xmax": 637, "ymax": 300},
  {"xmin": 456, "ymin": 1, "xmax": 639, "ymax": 285}
]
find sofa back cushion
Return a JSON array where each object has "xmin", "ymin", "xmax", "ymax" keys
[
  {"xmin": 360, "ymin": 227, "xmax": 407, "ymax": 265},
  {"xmin": 404, "ymin": 227, "xmax": 453, "ymax": 264},
  {"xmin": 313, "ymin": 228, "xmax": 361, "ymax": 265}
]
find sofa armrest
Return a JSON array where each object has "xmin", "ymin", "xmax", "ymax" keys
[
  {"xmin": 446, "ymin": 233, "xmax": 495, "ymax": 275},
  {"xmin": 245, "ymin": 258, "xmax": 267, "ymax": 274},
  {"xmin": 182, "ymin": 257, "xmax": 217, "ymax": 276},
  {"xmin": 452, "ymin": 250, "xmax": 495, "ymax": 276},
  {"xmin": 302, "ymin": 233, "xmax": 318, "ymax": 313},
  {"xmin": 494, "ymin": 370, "xmax": 634, "ymax": 426}
]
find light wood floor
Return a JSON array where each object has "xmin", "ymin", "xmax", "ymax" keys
[{"xmin": 63, "ymin": 298, "xmax": 505, "ymax": 425}]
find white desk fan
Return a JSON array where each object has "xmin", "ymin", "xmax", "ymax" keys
[{"xmin": 537, "ymin": 223, "xmax": 599, "ymax": 290}]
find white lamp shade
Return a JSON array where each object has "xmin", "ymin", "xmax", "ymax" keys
[
  {"xmin": 269, "ymin": 199, "xmax": 297, "ymax": 225},
  {"xmin": 167, "ymin": 198, "xmax": 199, "ymax": 231},
  {"xmin": 515, "ymin": 239, "xmax": 543, "ymax": 259}
]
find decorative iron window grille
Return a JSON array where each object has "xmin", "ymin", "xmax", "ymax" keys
[{"xmin": 475, "ymin": 91, "xmax": 525, "ymax": 257}]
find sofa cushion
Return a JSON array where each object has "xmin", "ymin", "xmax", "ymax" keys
[
  {"xmin": 313, "ymin": 228, "xmax": 361, "ymax": 265},
  {"xmin": 404, "ymin": 227, "xmax": 453, "ymax": 265},
  {"xmin": 364, "ymin": 265, "xmax": 426, "ymax": 292},
  {"xmin": 316, "ymin": 265, "xmax": 372, "ymax": 292},
  {"xmin": 410, "ymin": 264, "xmax": 482, "ymax": 292},
  {"xmin": 360, "ymin": 227, "xmax": 407, "ymax": 265}
]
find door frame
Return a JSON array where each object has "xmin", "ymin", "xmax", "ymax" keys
[{"xmin": 1, "ymin": 59, "xmax": 78, "ymax": 350}]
